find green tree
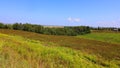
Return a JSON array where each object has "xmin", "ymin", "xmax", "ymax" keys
[
  {"xmin": 0, "ymin": 23, "xmax": 4, "ymax": 28},
  {"xmin": 13, "ymin": 23, "xmax": 23, "ymax": 30}
]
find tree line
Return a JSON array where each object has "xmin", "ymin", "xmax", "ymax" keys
[
  {"xmin": 0, "ymin": 23, "xmax": 91, "ymax": 36},
  {"xmin": 90, "ymin": 27, "xmax": 120, "ymax": 32}
]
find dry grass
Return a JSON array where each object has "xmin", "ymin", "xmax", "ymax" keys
[
  {"xmin": 0, "ymin": 29, "xmax": 120, "ymax": 61},
  {"xmin": 0, "ymin": 33, "xmax": 114, "ymax": 68}
]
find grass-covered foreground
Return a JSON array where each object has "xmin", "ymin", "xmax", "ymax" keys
[
  {"xmin": 1, "ymin": 29, "xmax": 120, "ymax": 61},
  {"xmin": 0, "ymin": 33, "xmax": 119, "ymax": 68}
]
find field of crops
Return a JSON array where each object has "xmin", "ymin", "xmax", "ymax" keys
[{"xmin": 0, "ymin": 29, "xmax": 120, "ymax": 68}]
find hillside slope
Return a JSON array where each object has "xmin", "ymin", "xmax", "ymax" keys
[
  {"xmin": 77, "ymin": 33, "xmax": 120, "ymax": 44},
  {"xmin": 0, "ymin": 29, "xmax": 120, "ymax": 61},
  {"xmin": 0, "ymin": 33, "xmax": 119, "ymax": 68}
]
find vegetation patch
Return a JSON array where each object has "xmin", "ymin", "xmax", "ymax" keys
[
  {"xmin": 0, "ymin": 33, "xmax": 115, "ymax": 68},
  {"xmin": 0, "ymin": 23, "xmax": 90, "ymax": 36},
  {"xmin": 0, "ymin": 29, "xmax": 120, "ymax": 68},
  {"xmin": 77, "ymin": 32, "xmax": 120, "ymax": 44},
  {"xmin": 1, "ymin": 29, "xmax": 120, "ymax": 61}
]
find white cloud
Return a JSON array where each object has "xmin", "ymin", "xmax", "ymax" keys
[
  {"xmin": 67, "ymin": 17, "xmax": 81, "ymax": 22},
  {"xmin": 74, "ymin": 18, "xmax": 80, "ymax": 22},
  {"xmin": 67, "ymin": 17, "xmax": 73, "ymax": 22}
]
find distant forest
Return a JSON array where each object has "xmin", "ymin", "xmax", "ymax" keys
[
  {"xmin": 0, "ymin": 23, "xmax": 119, "ymax": 36},
  {"xmin": 90, "ymin": 27, "xmax": 120, "ymax": 32},
  {"xmin": 0, "ymin": 23, "xmax": 91, "ymax": 36}
]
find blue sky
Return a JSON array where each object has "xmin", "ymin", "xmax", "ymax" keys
[{"xmin": 0, "ymin": 0, "xmax": 120, "ymax": 27}]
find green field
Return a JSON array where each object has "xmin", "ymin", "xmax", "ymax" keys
[
  {"xmin": 0, "ymin": 29, "xmax": 120, "ymax": 68},
  {"xmin": 77, "ymin": 32, "xmax": 120, "ymax": 44}
]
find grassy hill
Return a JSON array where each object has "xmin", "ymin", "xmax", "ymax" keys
[
  {"xmin": 0, "ymin": 29, "xmax": 120, "ymax": 68},
  {"xmin": 0, "ymin": 33, "xmax": 113, "ymax": 68},
  {"xmin": 77, "ymin": 32, "xmax": 120, "ymax": 44}
]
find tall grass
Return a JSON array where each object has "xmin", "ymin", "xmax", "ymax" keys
[
  {"xmin": 1, "ymin": 29, "xmax": 120, "ymax": 61},
  {"xmin": 0, "ymin": 33, "xmax": 119, "ymax": 68}
]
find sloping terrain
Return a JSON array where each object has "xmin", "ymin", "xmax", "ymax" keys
[
  {"xmin": 0, "ymin": 29, "xmax": 120, "ymax": 68},
  {"xmin": 1, "ymin": 33, "xmax": 118, "ymax": 68},
  {"xmin": 0, "ymin": 29, "xmax": 120, "ymax": 61},
  {"xmin": 77, "ymin": 32, "xmax": 120, "ymax": 44}
]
